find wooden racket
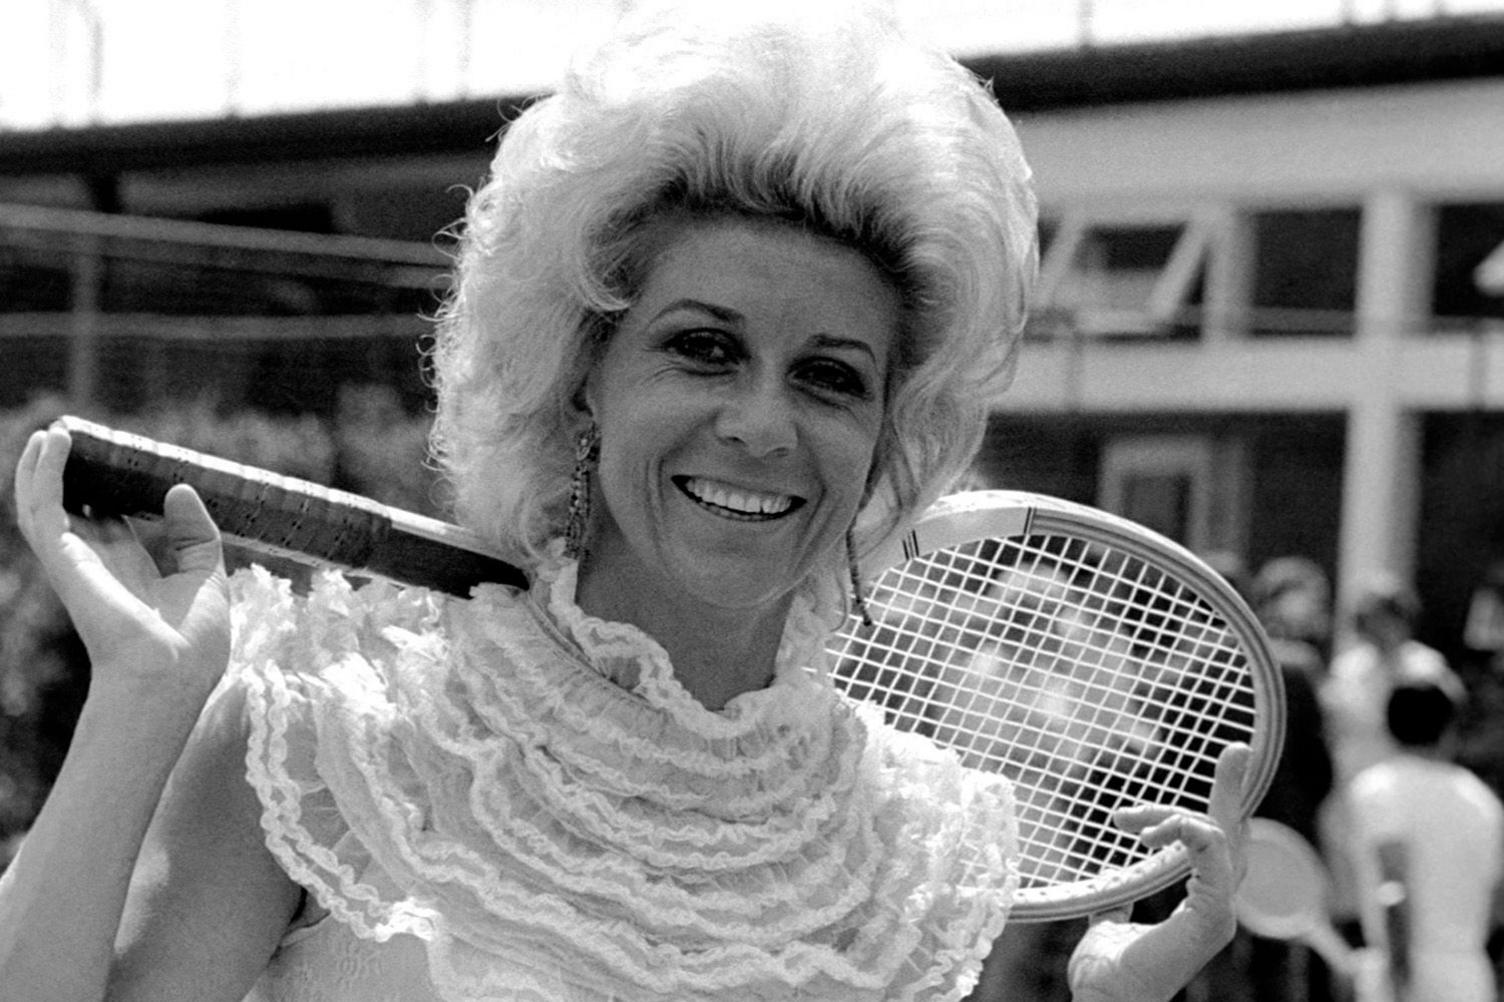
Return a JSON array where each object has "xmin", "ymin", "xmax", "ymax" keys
[
  {"xmin": 55, "ymin": 415, "xmax": 525, "ymax": 595},
  {"xmin": 55, "ymin": 415, "xmax": 1283, "ymax": 923}
]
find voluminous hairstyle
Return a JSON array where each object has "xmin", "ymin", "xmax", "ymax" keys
[{"xmin": 429, "ymin": 1, "xmax": 1037, "ymax": 601}]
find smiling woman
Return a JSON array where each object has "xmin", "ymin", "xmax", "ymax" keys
[
  {"xmin": 1, "ymin": 2, "xmax": 1249, "ymax": 1001},
  {"xmin": 576, "ymin": 218, "xmax": 898, "ymax": 698}
]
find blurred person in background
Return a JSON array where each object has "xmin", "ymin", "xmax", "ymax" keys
[
  {"xmin": 1322, "ymin": 576, "xmax": 1461, "ymax": 789},
  {"xmin": 1250, "ymin": 556, "xmax": 1334, "ymax": 847},
  {"xmin": 1346, "ymin": 680, "xmax": 1503, "ymax": 1002},
  {"xmin": 1318, "ymin": 576, "xmax": 1464, "ymax": 965},
  {"xmin": 1241, "ymin": 556, "xmax": 1338, "ymax": 1002},
  {"xmin": 1253, "ymin": 555, "xmax": 1334, "ymax": 663},
  {"xmin": 0, "ymin": 3, "xmax": 1249, "ymax": 1001}
]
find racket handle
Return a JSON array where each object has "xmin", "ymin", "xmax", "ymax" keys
[
  {"xmin": 56, "ymin": 415, "xmax": 528, "ymax": 597},
  {"xmin": 1301, "ymin": 923, "xmax": 1357, "ymax": 979}
]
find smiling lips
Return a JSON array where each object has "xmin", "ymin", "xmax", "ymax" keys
[{"xmin": 675, "ymin": 476, "xmax": 803, "ymax": 520}]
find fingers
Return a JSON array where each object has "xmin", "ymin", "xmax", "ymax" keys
[
  {"xmin": 1087, "ymin": 903, "xmax": 1133, "ymax": 927},
  {"xmin": 14, "ymin": 426, "xmax": 55, "ymax": 518},
  {"xmin": 15, "ymin": 426, "xmax": 75, "ymax": 559},
  {"xmin": 1208, "ymin": 742, "xmax": 1252, "ymax": 831},
  {"xmin": 1111, "ymin": 742, "xmax": 1252, "ymax": 899},
  {"xmin": 16, "ymin": 423, "xmax": 224, "ymax": 576},
  {"xmin": 1073, "ymin": 745, "xmax": 1253, "ymax": 1000},
  {"xmin": 13, "ymin": 426, "xmax": 43, "ymax": 506},
  {"xmin": 1113, "ymin": 743, "xmax": 1251, "ymax": 843},
  {"xmin": 1113, "ymin": 807, "xmax": 1225, "ymax": 861}
]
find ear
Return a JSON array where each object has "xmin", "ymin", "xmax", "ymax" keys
[
  {"xmin": 859, "ymin": 433, "xmax": 889, "ymax": 509},
  {"xmin": 573, "ymin": 376, "xmax": 598, "ymax": 427}
]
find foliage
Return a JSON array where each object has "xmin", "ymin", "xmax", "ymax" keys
[{"xmin": 0, "ymin": 390, "xmax": 438, "ymax": 850}]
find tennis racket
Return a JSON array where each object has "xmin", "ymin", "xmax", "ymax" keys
[
  {"xmin": 55, "ymin": 415, "xmax": 1283, "ymax": 923},
  {"xmin": 829, "ymin": 490, "xmax": 1283, "ymax": 921},
  {"xmin": 55, "ymin": 415, "xmax": 525, "ymax": 595},
  {"xmin": 1236, "ymin": 818, "xmax": 1355, "ymax": 976}
]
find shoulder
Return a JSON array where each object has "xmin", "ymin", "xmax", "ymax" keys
[
  {"xmin": 856, "ymin": 704, "xmax": 1017, "ymax": 875},
  {"xmin": 1392, "ymin": 642, "xmax": 1466, "ymax": 702},
  {"xmin": 1322, "ymin": 647, "xmax": 1372, "ymax": 692},
  {"xmin": 840, "ymin": 707, "xmax": 1018, "ymax": 998},
  {"xmin": 1348, "ymin": 757, "xmax": 1410, "ymax": 811},
  {"xmin": 1400, "ymin": 640, "xmax": 1451, "ymax": 672},
  {"xmin": 227, "ymin": 566, "xmax": 455, "ymax": 672},
  {"xmin": 1449, "ymin": 765, "xmax": 1504, "ymax": 821}
]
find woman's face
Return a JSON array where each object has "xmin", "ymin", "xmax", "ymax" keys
[{"xmin": 582, "ymin": 216, "xmax": 899, "ymax": 619}]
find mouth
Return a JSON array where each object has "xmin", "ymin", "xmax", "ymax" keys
[{"xmin": 674, "ymin": 476, "xmax": 804, "ymax": 521}]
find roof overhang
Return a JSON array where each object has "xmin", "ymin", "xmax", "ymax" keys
[{"xmin": 2, "ymin": 14, "xmax": 1501, "ymax": 177}]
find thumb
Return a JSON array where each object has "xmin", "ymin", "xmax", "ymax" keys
[
  {"xmin": 160, "ymin": 483, "xmax": 224, "ymax": 575},
  {"xmin": 1208, "ymin": 742, "xmax": 1252, "ymax": 829}
]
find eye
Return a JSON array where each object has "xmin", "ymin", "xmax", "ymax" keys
[
  {"xmin": 795, "ymin": 356, "xmax": 874, "ymax": 401},
  {"xmin": 663, "ymin": 329, "xmax": 739, "ymax": 368}
]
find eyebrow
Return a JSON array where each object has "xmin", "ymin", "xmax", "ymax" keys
[
  {"xmin": 653, "ymin": 299, "xmax": 881, "ymax": 364},
  {"xmin": 810, "ymin": 333, "xmax": 880, "ymax": 365},
  {"xmin": 653, "ymin": 298, "xmax": 743, "ymax": 325}
]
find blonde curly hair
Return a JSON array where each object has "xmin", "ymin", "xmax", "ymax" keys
[{"xmin": 429, "ymin": 2, "xmax": 1037, "ymax": 601}]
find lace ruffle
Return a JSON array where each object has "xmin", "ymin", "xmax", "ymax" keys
[{"xmin": 233, "ymin": 556, "xmax": 1017, "ymax": 1002}]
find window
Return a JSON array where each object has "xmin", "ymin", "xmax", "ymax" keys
[
  {"xmin": 1100, "ymin": 434, "xmax": 1248, "ymax": 555},
  {"xmin": 1249, "ymin": 208, "xmax": 1360, "ymax": 336},
  {"xmin": 1032, "ymin": 214, "xmax": 1211, "ymax": 340},
  {"xmin": 1432, "ymin": 202, "xmax": 1504, "ymax": 321}
]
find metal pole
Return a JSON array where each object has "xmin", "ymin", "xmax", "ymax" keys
[{"xmin": 67, "ymin": 236, "xmax": 101, "ymax": 410}]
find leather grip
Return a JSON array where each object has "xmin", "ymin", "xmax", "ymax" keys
[{"xmin": 57, "ymin": 415, "xmax": 526, "ymax": 596}]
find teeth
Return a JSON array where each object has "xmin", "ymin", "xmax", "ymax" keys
[{"xmin": 683, "ymin": 478, "xmax": 794, "ymax": 516}]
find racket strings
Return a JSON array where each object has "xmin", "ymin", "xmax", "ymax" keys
[{"xmin": 827, "ymin": 532, "xmax": 1260, "ymax": 899}]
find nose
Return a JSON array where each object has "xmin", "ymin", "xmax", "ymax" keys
[{"xmin": 715, "ymin": 376, "xmax": 797, "ymax": 457}]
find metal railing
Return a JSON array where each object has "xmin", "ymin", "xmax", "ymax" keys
[{"xmin": 0, "ymin": 203, "xmax": 451, "ymax": 414}]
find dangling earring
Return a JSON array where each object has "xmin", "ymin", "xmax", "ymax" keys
[
  {"xmin": 847, "ymin": 526, "xmax": 874, "ymax": 629},
  {"xmin": 564, "ymin": 422, "xmax": 600, "ymax": 561}
]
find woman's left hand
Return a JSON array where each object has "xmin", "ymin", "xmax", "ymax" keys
[{"xmin": 1066, "ymin": 742, "xmax": 1251, "ymax": 1002}]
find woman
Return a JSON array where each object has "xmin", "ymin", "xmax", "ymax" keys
[{"xmin": 0, "ymin": 4, "xmax": 1246, "ymax": 1000}]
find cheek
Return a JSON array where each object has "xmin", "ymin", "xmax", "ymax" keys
[
  {"xmin": 592, "ymin": 396, "xmax": 690, "ymax": 497},
  {"xmin": 821, "ymin": 420, "xmax": 884, "ymax": 511}
]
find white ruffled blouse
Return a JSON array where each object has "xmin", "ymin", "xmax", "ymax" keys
[{"xmin": 230, "ymin": 550, "xmax": 1018, "ymax": 1002}]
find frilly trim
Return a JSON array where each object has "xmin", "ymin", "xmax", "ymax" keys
[
  {"xmin": 535, "ymin": 544, "xmax": 840, "ymax": 741},
  {"xmin": 231, "ymin": 561, "xmax": 1017, "ymax": 1001}
]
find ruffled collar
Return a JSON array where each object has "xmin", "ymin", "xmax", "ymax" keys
[
  {"xmin": 533, "ymin": 542, "xmax": 840, "ymax": 737},
  {"xmin": 233, "ymin": 557, "xmax": 1017, "ymax": 1002}
]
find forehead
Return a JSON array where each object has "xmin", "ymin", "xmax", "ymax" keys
[{"xmin": 625, "ymin": 215, "xmax": 902, "ymax": 346}]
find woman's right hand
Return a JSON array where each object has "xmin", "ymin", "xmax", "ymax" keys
[{"xmin": 13, "ymin": 424, "xmax": 230, "ymax": 703}]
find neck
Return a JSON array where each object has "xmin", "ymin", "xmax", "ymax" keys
[
  {"xmin": 1403, "ymin": 737, "xmax": 1456, "ymax": 763},
  {"xmin": 573, "ymin": 564, "xmax": 793, "ymax": 712}
]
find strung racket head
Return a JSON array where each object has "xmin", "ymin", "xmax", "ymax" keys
[
  {"xmin": 826, "ymin": 490, "xmax": 1284, "ymax": 922},
  {"xmin": 1237, "ymin": 818, "xmax": 1356, "ymax": 975},
  {"xmin": 1236, "ymin": 818, "xmax": 1331, "ymax": 940}
]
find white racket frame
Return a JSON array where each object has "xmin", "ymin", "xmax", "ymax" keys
[{"xmin": 830, "ymin": 490, "xmax": 1286, "ymax": 921}]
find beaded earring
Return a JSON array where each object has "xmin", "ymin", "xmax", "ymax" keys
[
  {"xmin": 564, "ymin": 422, "xmax": 601, "ymax": 561},
  {"xmin": 847, "ymin": 526, "xmax": 874, "ymax": 628}
]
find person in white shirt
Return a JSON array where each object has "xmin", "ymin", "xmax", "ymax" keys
[
  {"xmin": 1319, "ymin": 576, "xmax": 1465, "ymax": 930},
  {"xmin": 1347, "ymin": 680, "xmax": 1504, "ymax": 1002},
  {"xmin": 1322, "ymin": 577, "xmax": 1462, "ymax": 788}
]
